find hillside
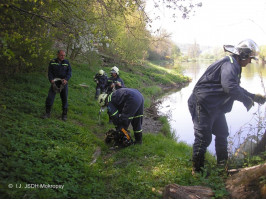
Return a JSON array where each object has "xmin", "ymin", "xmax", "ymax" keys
[{"xmin": 0, "ymin": 61, "xmax": 228, "ymax": 198}]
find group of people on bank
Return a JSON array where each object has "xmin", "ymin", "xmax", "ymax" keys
[
  {"xmin": 42, "ymin": 39, "xmax": 266, "ymax": 174},
  {"xmin": 94, "ymin": 66, "xmax": 144, "ymax": 144},
  {"xmin": 42, "ymin": 53, "xmax": 144, "ymax": 144},
  {"xmin": 93, "ymin": 66, "xmax": 124, "ymax": 99}
]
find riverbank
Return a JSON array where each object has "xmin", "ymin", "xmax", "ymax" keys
[
  {"xmin": 142, "ymin": 81, "xmax": 190, "ymax": 135},
  {"xmin": 0, "ymin": 61, "xmax": 229, "ymax": 198}
]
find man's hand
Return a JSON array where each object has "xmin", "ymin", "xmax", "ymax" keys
[
  {"xmin": 245, "ymin": 97, "xmax": 254, "ymax": 111},
  {"xmin": 62, "ymin": 79, "xmax": 68, "ymax": 85},
  {"xmin": 254, "ymin": 94, "xmax": 266, "ymax": 104}
]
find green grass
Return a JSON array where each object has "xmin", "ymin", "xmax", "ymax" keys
[{"xmin": 0, "ymin": 61, "xmax": 228, "ymax": 198}]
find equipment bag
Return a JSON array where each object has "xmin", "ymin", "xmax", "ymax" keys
[{"xmin": 105, "ymin": 128, "xmax": 133, "ymax": 147}]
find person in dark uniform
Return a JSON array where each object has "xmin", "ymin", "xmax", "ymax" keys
[
  {"xmin": 98, "ymin": 88, "xmax": 144, "ymax": 144},
  {"xmin": 42, "ymin": 50, "xmax": 72, "ymax": 121},
  {"xmin": 187, "ymin": 39, "xmax": 266, "ymax": 174},
  {"xmin": 105, "ymin": 66, "xmax": 125, "ymax": 94},
  {"xmin": 94, "ymin": 69, "xmax": 107, "ymax": 99}
]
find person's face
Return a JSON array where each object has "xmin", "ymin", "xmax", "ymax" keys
[
  {"xmin": 240, "ymin": 57, "xmax": 252, "ymax": 67},
  {"xmin": 111, "ymin": 72, "xmax": 117, "ymax": 77},
  {"xmin": 57, "ymin": 51, "xmax": 66, "ymax": 61}
]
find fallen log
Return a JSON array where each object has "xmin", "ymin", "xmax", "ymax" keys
[
  {"xmin": 163, "ymin": 184, "xmax": 214, "ymax": 199},
  {"xmin": 226, "ymin": 163, "xmax": 266, "ymax": 199}
]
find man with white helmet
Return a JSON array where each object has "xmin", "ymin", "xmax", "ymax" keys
[
  {"xmin": 94, "ymin": 69, "xmax": 107, "ymax": 99},
  {"xmin": 187, "ymin": 39, "xmax": 266, "ymax": 174},
  {"xmin": 98, "ymin": 88, "xmax": 144, "ymax": 145},
  {"xmin": 105, "ymin": 66, "xmax": 125, "ymax": 94}
]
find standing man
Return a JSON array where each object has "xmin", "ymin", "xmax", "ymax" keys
[
  {"xmin": 187, "ymin": 39, "xmax": 266, "ymax": 174},
  {"xmin": 98, "ymin": 88, "xmax": 144, "ymax": 144},
  {"xmin": 105, "ymin": 66, "xmax": 125, "ymax": 94},
  {"xmin": 43, "ymin": 50, "xmax": 72, "ymax": 121}
]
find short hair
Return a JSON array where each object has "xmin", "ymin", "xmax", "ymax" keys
[{"xmin": 57, "ymin": 50, "xmax": 65, "ymax": 54}]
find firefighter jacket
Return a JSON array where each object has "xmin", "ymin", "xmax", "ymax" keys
[
  {"xmin": 94, "ymin": 73, "xmax": 108, "ymax": 90},
  {"xmin": 48, "ymin": 58, "xmax": 72, "ymax": 82},
  {"xmin": 192, "ymin": 56, "xmax": 255, "ymax": 113},
  {"xmin": 107, "ymin": 88, "xmax": 144, "ymax": 129},
  {"xmin": 106, "ymin": 76, "xmax": 125, "ymax": 93}
]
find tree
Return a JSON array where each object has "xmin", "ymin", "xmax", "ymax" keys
[
  {"xmin": 171, "ymin": 44, "xmax": 181, "ymax": 60},
  {"xmin": 187, "ymin": 41, "xmax": 200, "ymax": 59},
  {"xmin": 0, "ymin": 1, "xmax": 57, "ymax": 73},
  {"xmin": 259, "ymin": 45, "xmax": 266, "ymax": 62},
  {"xmin": 0, "ymin": 0, "xmax": 202, "ymax": 74}
]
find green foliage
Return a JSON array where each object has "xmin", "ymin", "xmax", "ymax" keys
[
  {"xmin": 0, "ymin": 1, "xmax": 55, "ymax": 73},
  {"xmin": 158, "ymin": 116, "xmax": 176, "ymax": 140},
  {"xmin": 148, "ymin": 34, "xmax": 180, "ymax": 62},
  {"xmin": 0, "ymin": 0, "xmax": 151, "ymax": 74}
]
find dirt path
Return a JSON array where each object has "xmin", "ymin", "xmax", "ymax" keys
[{"xmin": 142, "ymin": 102, "xmax": 163, "ymax": 134}]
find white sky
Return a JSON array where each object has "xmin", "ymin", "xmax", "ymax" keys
[{"xmin": 145, "ymin": 0, "xmax": 266, "ymax": 47}]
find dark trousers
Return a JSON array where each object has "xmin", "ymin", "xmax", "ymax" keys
[
  {"xmin": 45, "ymin": 84, "xmax": 68, "ymax": 110},
  {"xmin": 188, "ymin": 94, "xmax": 229, "ymax": 163},
  {"xmin": 120, "ymin": 96, "xmax": 144, "ymax": 134},
  {"xmin": 95, "ymin": 86, "xmax": 105, "ymax": 98}
]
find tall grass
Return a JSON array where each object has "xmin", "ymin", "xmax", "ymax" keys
[{"xmin": 228, "ymin": 73, "xmax": 266, "ymax": 167}]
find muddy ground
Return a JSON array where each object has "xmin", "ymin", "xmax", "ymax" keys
[{"xmin": 142, "ymin": 102, "xmax": 162, "ymax": 134}]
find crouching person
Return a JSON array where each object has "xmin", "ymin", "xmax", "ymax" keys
[{"xmin": 98, "ymin": 88, "xmax": 144, "ymax": 144}]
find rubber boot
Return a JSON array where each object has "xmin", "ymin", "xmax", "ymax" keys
[
  {"xmin": 62, "ymin": 108, "xmax": 67, "ymax": 121},
  {"xmin": 192, "ymin": 156, "xmax": 204, "ymax": 175},
  {"xmin": 42, "ymin": 106, "xmax": 51, "ymax": 119},
  {"xmin": 134, "ymin": 132, "xmax": 142, "ymax": 145},
  {"xmin": 217, "ymin": 159, "xmax": 228, "ymax": 175}
]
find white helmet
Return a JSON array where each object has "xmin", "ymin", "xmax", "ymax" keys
[
  {"xmin": 99, "ymin": 69, "xmax": 104, "ymax": 75},
  {"xmin": 111, "ymin": 66, "xmax": 119, "ymax": 75},
  {"xmin": 224, "ymin": 39, "xmax": 259, "ymax": 60},
  {"xmin": 98, "ymin": 93, "xmax": 108, "ymax": 107}
]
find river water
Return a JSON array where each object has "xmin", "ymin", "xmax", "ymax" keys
[{"xmin": 158, "ymin": 61, "xmax": 266, "ymax": 155}]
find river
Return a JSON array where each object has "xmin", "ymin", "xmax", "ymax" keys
[{"xmin": 158, "ymin": 60, "xmax": 266, "ymax": 155}]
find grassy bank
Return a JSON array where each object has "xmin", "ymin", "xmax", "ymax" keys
[{"xmin": 0, "ymin": 62, "xmax": 228, "ymax": 198}]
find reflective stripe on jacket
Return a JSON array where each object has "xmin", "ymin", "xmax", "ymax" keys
[
  {"xmin": 107, "ymin": 88, "xmax": 144, "ymax": 125},
  {"xmin": 48, "ymin": 58, "xmax": 72, "ymax": 81}
]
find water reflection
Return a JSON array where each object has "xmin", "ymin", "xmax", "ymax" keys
[{"xmin": 158, "ymin": 61, "xmax": 266, "ymax": 155}]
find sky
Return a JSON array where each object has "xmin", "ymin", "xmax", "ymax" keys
[{"xmin": 145, "ymin": 0, "xmax": 266, "ymax": 47}]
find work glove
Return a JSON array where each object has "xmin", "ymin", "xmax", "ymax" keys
[
  {"xmin": 244, "ymin": 97, "xmax": 254, "ymax": 111},
  {"xmin": 253, "ymin": 94, "xmax": 266, "ymax": 104}
]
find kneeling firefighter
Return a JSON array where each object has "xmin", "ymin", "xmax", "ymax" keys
[{"xmin": 98, "ymin": 88, "xmax": 144, "ymax": 145}]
